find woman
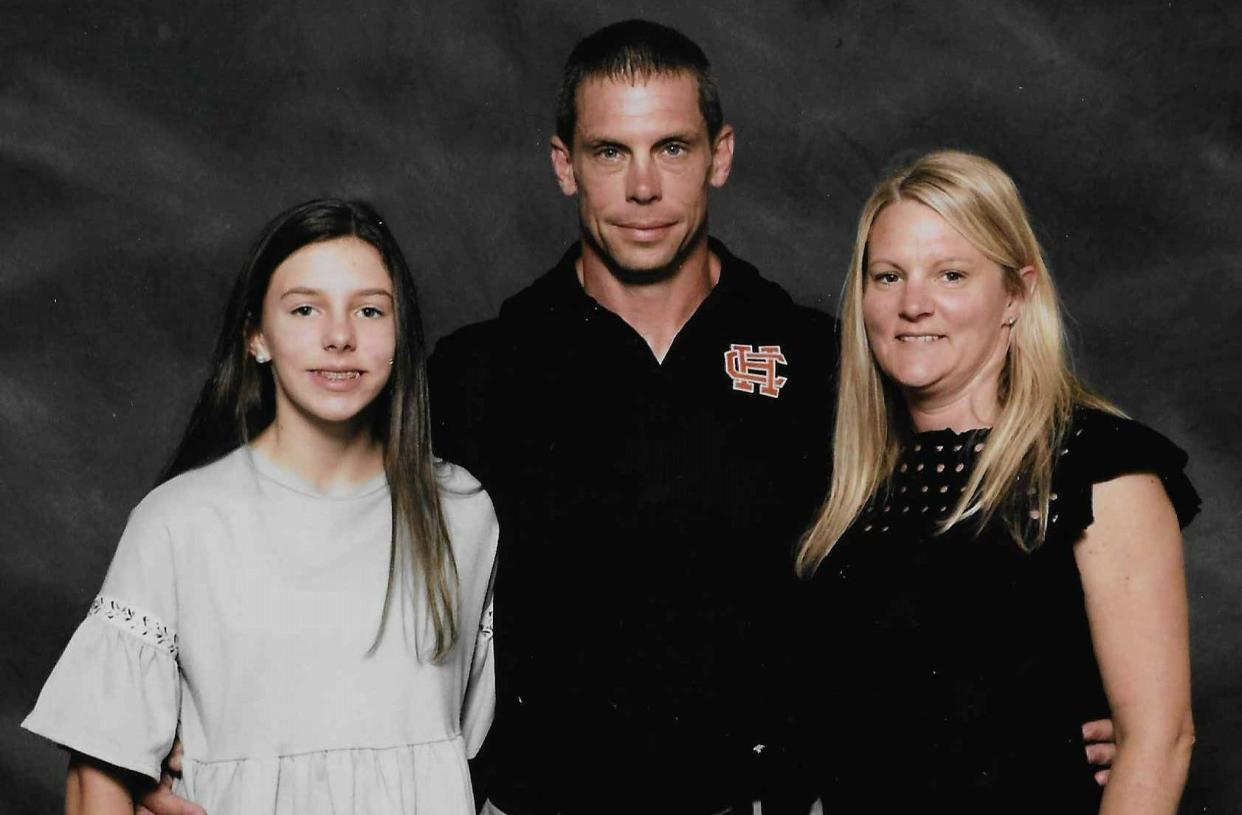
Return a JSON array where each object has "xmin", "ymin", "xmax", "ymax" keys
[
  {"xmin": 23, "ymin": 199, "xmax": 498, "ymax": 814},
  {"xmin": 796, "ymin": 151, "xmax": 1197, "ymax": 813}
]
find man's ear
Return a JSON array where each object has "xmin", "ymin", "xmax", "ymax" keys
[
  {"xmin": 708, "ymin": 124, "xmax": 735, "ymax": 189},
  {"xmin": 550, "ymin": 135, "xmax": 577, "ymax": 197}
]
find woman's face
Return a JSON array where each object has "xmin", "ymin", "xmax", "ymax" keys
[
  {"xmin": 862, "ymin": 200, "xmax": 1024, "ymax": 420},
  {"xmin": 250, "ymin": 237, "xmax": 397, "ymax": 431}
]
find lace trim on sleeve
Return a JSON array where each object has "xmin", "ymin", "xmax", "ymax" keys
[{"xmin": 88, "ymin": 595, "xmax": 179, "ymax": 659}]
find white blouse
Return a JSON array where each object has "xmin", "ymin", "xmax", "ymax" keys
[{"xmin": 24, "ymin": 447, "xmax": 498, "ymax": 814}]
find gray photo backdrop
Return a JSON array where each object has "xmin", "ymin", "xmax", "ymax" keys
[{"xmin": 2, "ymin": 1, "xmax": 1239, "ymax": 812}]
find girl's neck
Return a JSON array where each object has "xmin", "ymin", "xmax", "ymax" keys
[{"xmin": 250, "ymin": 412, "xmax": 384, "ymax": 496}]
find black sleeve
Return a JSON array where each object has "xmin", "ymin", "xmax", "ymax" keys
[
  {"xmin": 1048, "ymin": 407, "xmax": 1201, "ymax": 550},
  {"xmin": 428, "ymin": 319, "xmax": 502, "ymax": 488}
]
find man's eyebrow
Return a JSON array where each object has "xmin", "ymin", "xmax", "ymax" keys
[
  {"xmin": 579, "ymin": 136, "xmax": 627, "ymax": 150},
  {"xmin": 655, "ymin": 133, "xmax": 696, "ymax": 145}
]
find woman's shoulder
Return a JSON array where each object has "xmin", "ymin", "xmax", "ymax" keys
[
  {"xmin": 1058, "ymin": 406, "xmax": 1200, "ymax": 528},
  {"xmin": 1063, "ymin": 406, "xmax": 1187, "ymax": 479}
]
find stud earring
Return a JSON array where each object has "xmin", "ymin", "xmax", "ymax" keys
[
  {"xmin": 1005, "ymin": 317, "xmax": 1016, "ymax": 327},
  {"xmin": 255, "ymin": 351, "xmax": 271, "ymax": 363},
  {"xmin": 388, "ymin": 359, "xmax": 394, "ymax": 366}
]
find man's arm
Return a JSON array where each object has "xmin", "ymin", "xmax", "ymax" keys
[
  {"xmin": 65, "ymin": 754, "xmax": 132, "ymax": 815},
  {"xmin": 428, "ymin": 319, "xmax": 502, "ymax": 482}
]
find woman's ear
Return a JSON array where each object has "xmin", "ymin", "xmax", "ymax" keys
[{"xmin": 1006, "ymin": 265, "xmax": 1037, "ymax": 325}]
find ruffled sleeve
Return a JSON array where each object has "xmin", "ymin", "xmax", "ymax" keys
[
  {"xmin": 22, "ymin": 493, "xmax": 181, "ymax": 781},
  {"xmin": 1046, "ymin": 408, "xmax": 1201, "ymax": 548}
]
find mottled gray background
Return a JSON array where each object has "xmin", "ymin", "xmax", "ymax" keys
[{"xmin": 2, "ymin": 1, "xmax": 1238, "ymax": 812}]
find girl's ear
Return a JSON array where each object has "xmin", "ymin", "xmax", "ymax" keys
[{"xmin": 248, "ymin": 326, "xmax": 271, "ymax": 364}]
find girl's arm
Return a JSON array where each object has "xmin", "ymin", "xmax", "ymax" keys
[
  {"xmin": 65, "ymin": 754, "xmax": 133, "ymax": 815},
  {"xmin": 1075, "ymin": 472, "xmax": 1194, "ymax": 815}
]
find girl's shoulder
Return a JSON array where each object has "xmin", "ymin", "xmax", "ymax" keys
[
  {"xmin": 132, "ymin": 447, "xmax": 254, "ymax": 525},
  {"xmin": 434, "ymin": 459, "xmax": 499, "ymax": 560},
  {"xmin": 436, "ymin": 458, "xmax": 484, "ymax": 493}
]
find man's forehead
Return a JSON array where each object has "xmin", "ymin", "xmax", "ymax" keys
[{"xmin": 574, "ymin": 71, "xmax": 706, "ymax": 136}]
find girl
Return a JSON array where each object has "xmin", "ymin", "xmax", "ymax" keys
[{"xmin": 24, "ymin": 199, "xmax": 498, "ymax": 814}]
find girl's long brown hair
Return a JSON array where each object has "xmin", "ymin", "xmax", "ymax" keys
[{"xmin": 161, "ymin": 198, "xmax": 459, "ymax": 659}]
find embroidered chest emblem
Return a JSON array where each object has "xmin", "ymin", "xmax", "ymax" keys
[{"xmin": 723, "ymin": 344, "xmax": 788, "ymax": 398}]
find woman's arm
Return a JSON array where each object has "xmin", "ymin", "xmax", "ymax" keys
[
  {"xmin": 65, "ymin": 754, "xmax": 133, "ymax": 815},
  {"xmin": 1075, "ymin": 472, "xmax": 1194, "ymax": 815}
]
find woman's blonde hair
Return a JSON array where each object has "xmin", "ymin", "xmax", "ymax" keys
[{"xmin": 796, "ymin": 150, "xmax": 1117, "ymax": 576}]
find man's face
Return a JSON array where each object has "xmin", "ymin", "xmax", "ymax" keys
[{"xmin": 551, "ymin": 72, "xmax": 734, "ymax": 279}]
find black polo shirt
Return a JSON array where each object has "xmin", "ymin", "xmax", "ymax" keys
[{"xmin": 430, "ymin": 239, "xmax": 836, "ymax": 814}]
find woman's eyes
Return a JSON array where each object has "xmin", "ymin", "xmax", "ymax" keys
[
  {"xmin": 358, "ymin": 306, "xmax": 385, "ymax": 318},
  {"xmin": 869, "ymin": 270, "xmax": 966, "ymax": 285},
  {"xmin": 291, "ymin": 305, "xmax": 315, "ymax": 316}
]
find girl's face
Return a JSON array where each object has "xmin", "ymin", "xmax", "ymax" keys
[{"xmin": 249, "ymin": 237, "xmax": 397, "ymax": 431}]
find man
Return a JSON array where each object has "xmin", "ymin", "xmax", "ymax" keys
[{"xmin": 429, "ymin": 20, "xmax": 835, "ymax": 814}]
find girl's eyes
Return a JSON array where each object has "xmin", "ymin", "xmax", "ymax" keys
[
  {"xmin": 942, "ymin": 270, "xmax": 965, "ymax": 282},
  {"xmin": 872, "ymin": 272, "xmax": 900, "ymax": 284},
  {"xmin": 289, "ymin": 305, "xmax": 386, "ymax": 317}
]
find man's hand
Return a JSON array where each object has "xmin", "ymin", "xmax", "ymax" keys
[
  {"xmin": 1082, "ymin": 718, "xmax": 1116, "ymax": 786},
  {"xmin": 135, "ymin": 741, "xmax": 205, "ymax": 815}
]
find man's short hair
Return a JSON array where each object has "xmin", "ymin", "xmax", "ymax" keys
[{"xmin": 556, "ymin": 19, "xmax": 724, "ymax": 148}]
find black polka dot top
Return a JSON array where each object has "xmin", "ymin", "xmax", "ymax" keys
[{"xmin": 799, "ymin": 407, "xmax": 1199, "ymax": 813}]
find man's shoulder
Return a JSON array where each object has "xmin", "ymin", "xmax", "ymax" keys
[
  {"xmin": 713, "ymin": 240, "xmax": 838, "ymax": 338},
  {"xmin": 431, "ymin": 315, "xmax": 502, "ymax": 370},
  {"xmin": 431, "ymin": 260, "xmax": 576, "ymax": 367}
]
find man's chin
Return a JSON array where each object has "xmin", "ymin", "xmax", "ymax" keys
[
  {"xmin": 590, "ymin": 234, "xmax": 708, "ymax": 286},
  {"xmin": 606, "ymin": 254, "xmax": 680, "ymax": 285}
]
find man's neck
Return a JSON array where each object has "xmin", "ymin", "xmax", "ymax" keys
[{"xmin": 577, "ymin": 239, "xmax": 720, "ymax": 363}]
